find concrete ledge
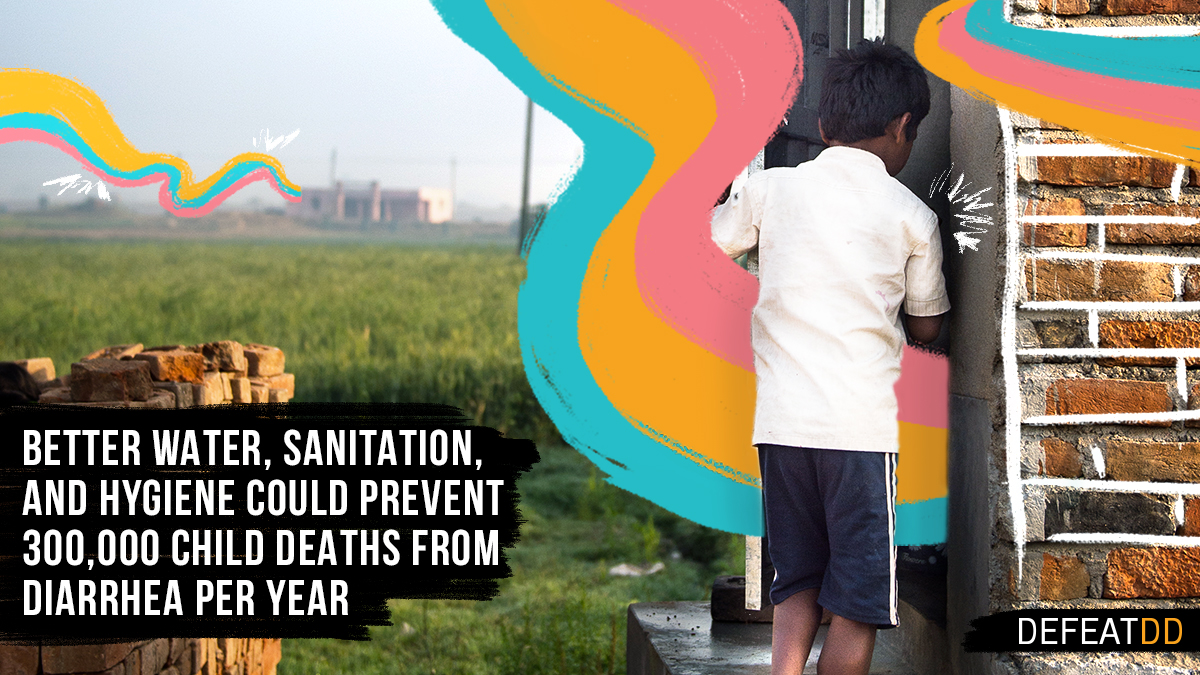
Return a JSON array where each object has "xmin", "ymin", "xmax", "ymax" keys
[{"xmin": 627, "ymin": 601, "xmax": 917, "ymax": 675}]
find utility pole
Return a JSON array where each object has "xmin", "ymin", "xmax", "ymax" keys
[
  {"xmin": 330, "ymin": 148, "xmax": 337, "ymax": 187},
  {"xmin": 518, "ymin": 96, "xmax": 534, "ymax": 254}
]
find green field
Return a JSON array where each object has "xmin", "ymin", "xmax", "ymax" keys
[
  {"xmin": 0, "ymin": 240, "xmax": 742, "ymax": 675},
  {"xmin": 0, "ymin": 240, "xmax": 552, "ymax": 441}
]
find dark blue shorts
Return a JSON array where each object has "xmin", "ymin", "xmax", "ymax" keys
[{"xmin": 758, "ymin": 444, "xmax": 898, "ymax": 628}]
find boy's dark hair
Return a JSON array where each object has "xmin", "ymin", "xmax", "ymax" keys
[{"xmin": 818, "ymin": 39, "xmax": 930, "ymax": 144}]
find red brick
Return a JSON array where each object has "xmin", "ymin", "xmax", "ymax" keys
[
  {"xmin": 1102, "ymin": 0, "xmax": 1200, "ymax": 13},
  {"xmin": 267, "ymin": 373, "xmax": 294, "ymax": 398},
  {"xmin": 134, "ymin": 349, "xmax": 205, "ymax": 383},
  {"xmin": 1183, "ymin": 499, "xmax": 1200, "ymax": 536},
  {"xmin": 1104, "ymin": 203, "xmax": 1200, "ymax": 244},
  {"xmin": 83, "ymin": 343, "xmax": 143, "ymax": 361},
  {"xmin": 1041, "ymin": 553, "xmax": 1090, "ymax": 600},
  {"xmin": 1024, "ymin": 197, "xmax": 1086, "ymax": 217},
  {"xmin": 247, "ymin": 639, "xmax": 264, "ymax": 675},
  {"xmin": 244, "ymin": 343, "xmax": 285, "ymax": 377},
  {"xmin": 1185, "ymin": 268, "xmax": 1200, "ymax": 302},
  {"xmin": 197, "ymin": 340, "xmax": 247, "ymax": 373},
  {"xmin": 154, "ymin": 380, "xmax": 194, "ymax": 408},
  {"xmin": 1107, "ymin": 441, "xmax": 1200, "ymax": 482},
  {"xmin": 42, "ymin": 643, "xmax": 139, "ymax": 674},
  {"xmin": 70, "ymin": 359, "xmax": 153, "ymax": 402},
  {"xmin": 71, "ymin": 389, "xmax": 174, "ymax": 408},
  {"xmin": 263, "ymin": 638, "xmax": 282, "ymax": 675},
  {"xmin": 0, "ymin": 645, "xmax": 39, "ymax": 675},
  {"xmin": 142, "ymin": 638, "xmax": 170, "ymax": 674},
  {"xmin": 1044, "ymin": 378, "xmax": 1172, "ymax": 423},
  {"xmin": 39, "ymin": 387, "xmax": 72, "ymax": 403},
  {"xmin": 1023, "ymin": 222, "xmax": 1087, "ymax": 247},
  {"xmin": 195, "ymin": 373, "xmax": 226, "ymax": 406},
  {"xmin": 1040, "ymin": 437, "xmax": 1083, "ymax": 477},
  {"xmin": 13, "ymin": 357, "xmax": 54, "ymax": 382},
  {"xmin": 1026, "ymin": 259, "xmax": 1173, "ymax": 302},
  {"xmin": 1105, "ymin": 547, "xmax": 1200, "ymax": 598},
  {"xmin": 230, "ymin": 377, "xmax": 252, "ymax": 403},
  {"xmin": 1027, "ymin": 155, "xmax": 1177, "ymax": 187},
  {"xmin": 1107, "ymin": 203, "xmax": 1200, "ymax": 218},
  {"xmin": 1039, "ymin": 0, "xmax": 1090, "ymax": 12},
  {"xmin": 1098, "ymin": 319, "xmax": 1200, "ymax": 366}
]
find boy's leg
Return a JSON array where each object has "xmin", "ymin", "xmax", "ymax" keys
[
  {"xmin": 770, "ymin": 587, "xmax": 822, "ymax": 675},
  {"xmin": 817, "ymin": 615, "xmax": 876, "ymax": 675},
  {"xmin": 758, "ymin": 445, "xmax": 831, "ymax": 674}
]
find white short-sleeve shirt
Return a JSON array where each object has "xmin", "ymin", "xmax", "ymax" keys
[{"xmin": 711, "ymin": 146, "xmax": 950, "ymax": 453}]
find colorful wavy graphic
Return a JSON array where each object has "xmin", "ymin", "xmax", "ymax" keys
[
  {"xmin": 0, "ymin": 69, "xmax": 301, "ymax": 216},
  {"xmin": 431, "ymin": 0, "xmax": 951, "ymax": 542},
  {"xmin": 916, "ymin": 0, "xmax": 1200, "ymax": 168}
]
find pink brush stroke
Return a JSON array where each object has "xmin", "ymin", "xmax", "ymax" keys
[
  {"xmin": 895, "ymin": 346, "xmax": 949, "ymax": 428},
  {"xmin": 939, "ymin": 7, "xmax": 1200, "ymax": 132},
  {"xmin": 613, "ymin": 0, "xmax": 802, "ymax": 371},
  {"xmin": 1, "ymin": 128, "xmax": 300, "ymax": 218}
]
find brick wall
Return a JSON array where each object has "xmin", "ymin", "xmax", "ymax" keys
[
  {"xmin": 966, "ymin": 7, "xmax": 1200, "ymax": 675},
  {"xmin": 1010, "ymin": 114, "xmax": 1200, "ymax": 606},
  {"xmin": 0, "ymin": 638, "xmax": 281, "ymax": 675}
]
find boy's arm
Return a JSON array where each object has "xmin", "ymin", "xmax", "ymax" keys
[
  {"xmin": 711, "ymin": 182, "xmax": 760, "ymax": 258},
  {"xmin": 906, "ymin": 313, "xmax": 945, "ymax": 344},
  {"xmin": 904, "ymin": 217, "xmax": 951, "ymax": 344}
]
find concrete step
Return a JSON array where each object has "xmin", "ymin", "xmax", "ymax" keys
[{"xmin": 628, "ymin": 601, "xmax": 917, "ymax": 674}]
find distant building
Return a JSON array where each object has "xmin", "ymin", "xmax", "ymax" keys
[{"xmin": 287, "ymin": 182, "xmax": 453, "ymax": 224}]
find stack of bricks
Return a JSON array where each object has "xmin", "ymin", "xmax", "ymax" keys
[
  {"xmin": 0, "ymin": 638, "xmax": 282, "ymax": 675},
  {"xmin": 22, "ymin": 341, "xmax": 295, "ymax": 408},
  {"xmin": 1006, "ymin": 0, "xmax": 1200, "ymax": 631}
]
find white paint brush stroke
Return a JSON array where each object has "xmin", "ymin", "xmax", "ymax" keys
[
  {"xmin": 1002, "ymin": 109, "xmax": 1026, "ymax": 583},
  {"xmin": 1047, "ymin": 533, "xmax": 1200, "ymax": 546},
  {"xmin": 1089, "ymin": 446, "xmax": 1105, "ymax": 479}
]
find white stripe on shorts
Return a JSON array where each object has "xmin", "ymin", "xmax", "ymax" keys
[{"xmin": 886, "ymin": 453, "xmax": 898, "ymax": 626}]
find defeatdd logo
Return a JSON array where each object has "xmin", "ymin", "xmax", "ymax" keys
[
  {"xmin": 1017, "ymin": 617, "xmax": 1183, "ymax": 648},
  {"xmin": 966, "ymin": 610, "xmax": 1196, "ymax": 652}
]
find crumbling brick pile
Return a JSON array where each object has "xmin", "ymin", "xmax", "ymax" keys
[
  {"xmin": 0, "ymin": 637, "xmax": 281, "ymax": 675},
  {"xmin": 15, "ymin": 341, "xmax": 295, "ymax": 408}
]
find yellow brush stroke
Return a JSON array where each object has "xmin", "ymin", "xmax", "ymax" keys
[
  {"xmin": 486, "ymin": 0, "xmax": 762, "ymax": 483},
  {"xmin": 0, "ymin": 69, "xmax": 299, "ymax": 199},
  {"xmin": 915, "ymin": 0, "xmax": 1200, "ymax": 170},
  {"xmin": 896, "ymin": 421, "xmax": 948, "ymax": 504}
]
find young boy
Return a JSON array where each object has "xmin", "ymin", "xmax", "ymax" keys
[{"xmin": 711, "ymin": 40, "xmax": 949, "ymax": 675}]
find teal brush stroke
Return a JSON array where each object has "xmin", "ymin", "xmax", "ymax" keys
[
  {"xmin": 428, "ymin": 0, "xmax": 767, "ymax": 534},
  {"xmin": 966, "ymin": 0, "xmax": 1200, "ymax": 90},
  {"xmin": 895, "ymin": 498, "xmax": 947, "ymax": 546}
]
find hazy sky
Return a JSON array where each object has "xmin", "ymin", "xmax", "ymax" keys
[{"xmin": 0, "ymin": 1, "xmax": 584, "ymax": 212}]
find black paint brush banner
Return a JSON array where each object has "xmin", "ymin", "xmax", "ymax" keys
[
  {"xmin": 965, "ymin": 609, "xmax": 1200, "ymax": 652},
  {"xmin": 0, "ymin": 403, "xmax": 539, "ymax": 643}
]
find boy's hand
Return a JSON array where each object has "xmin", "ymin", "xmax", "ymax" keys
[{"xmin": 906, "ymin": 313, "xmax": 945, "ymax": 344}]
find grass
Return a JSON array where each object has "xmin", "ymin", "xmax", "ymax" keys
[
  {"xmin": 0, "ymin": 239, "xmax": 745, "ymax": 674},
  {"xmin": 0, "ymin": 240, "xmax": 554, "ymax": 441}
]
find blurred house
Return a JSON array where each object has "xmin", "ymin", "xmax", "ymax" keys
[{"xmin": 287, "ymin": 182, "xmax": 453, "ymax": 224}]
